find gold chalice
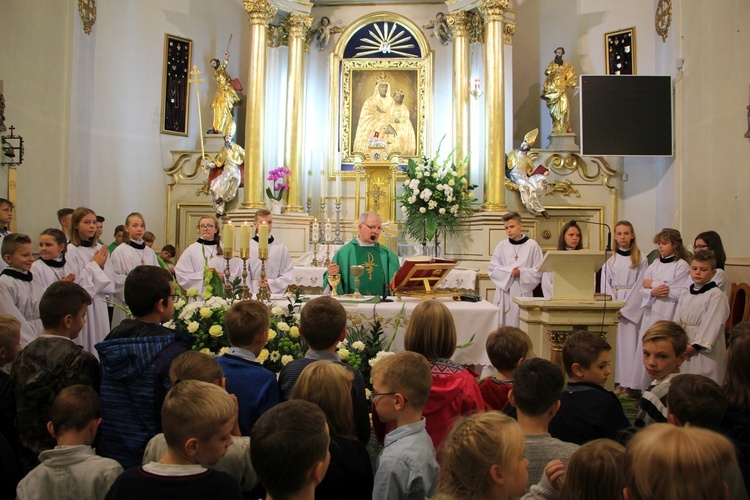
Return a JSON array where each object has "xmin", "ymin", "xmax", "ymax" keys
[
  {"xmin": 328, "ymin": 273, "xmax": 341, "ymax": 298},
  {"xmin": 350, "ymin": 265, "xmax": 364, "ymax": 299}
]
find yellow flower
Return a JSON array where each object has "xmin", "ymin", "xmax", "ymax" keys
[
  {"xmin": 219, "ymin": 346, "xmax": 230, "ymax": 355},
  {"xmin": 200, "ymin": 307, "xmax": 212, "ymax": 319},
  {"xmin": 289, "ymin": 326, "xmax": 300, "ymax": 339},
  {"xmin": 209, "ymin": 325, "xmax": 223, "ymax": 337},
  {"xmin": 202, "ymin": 290, "xmax": 213, "ymax": 300},
  {"xmin": 187, "ymin": 321, "xmax": 199, "ymax": 333},
  {"xmin": 200, "ymin": 348, "xmax": 212, "ymax": 355},
  {"xmin": 338, "ymin": 348, "xmax": 350, "ymax": 360},
  {"xmin": 205, "ymin": 285, "xmax": 213, "ymax": 294},
  {"xmin": 186, "ymin": 288, "xmax": 199, "ymax": 297},
  {"xmin": 257, "ymin": 349, "xmax": 269, "ymax": 363},
  {"xmin": 267, "ymin": 329, "xmax": 277, "ymax": 341}
]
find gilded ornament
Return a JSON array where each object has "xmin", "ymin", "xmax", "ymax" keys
[
  {"xmin": 503, "ymin": 22, "xmax": 516, "ymax": 45},
  {"xmin": 244, "ymin": 0, "xmax": 277, "ymax": 26},
  {"xmin": 77, "ymin": 0, "xmax": 96, "ymax": 35},
  {"xmin": 282, "ymin": 14, "xmax": 313, "ymax": 51},
  {"xmin": 446, "ymin": 11, "xmax": 473, "ymax": 39},
  {"xmin": 655, "ymin": 0, "xmax": 672, "ymax": 43},
  {"xmin": 478, "ymin": 0, "xmax": 509, "ymax": 23}
]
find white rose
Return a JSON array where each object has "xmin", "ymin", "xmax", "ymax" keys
[
  {"xmin": 276, "ymin": 321, "xmax": 290, "ymax": 332},
  {"xmin": 448, "ymin": 179, "xmax": 455, "ymax": 186},
  {"xmin": 351, "ymin": 341, "xmax": 366, "ymax": 352},
  {"xmin": 436, "ymin": 184, "xmax": 444, "ymax": 191},
  {"xmin": 337, "ymin": 339, "xmax": 348, "ymax": 348},
  {"xmin": 439, "ymin": 208, "xmax": 446, "ymax": 215},
  {"xmin": 271, "ymin": 306, "xmax": 284, "ymax": 316},
  {"xmin": 174, "ymin": 299, "xmax": 186, "ymax": 310},
  {"xmin": 409, "ymin": 179, "xmax": 420, "ymax": 190},
  {"xmin": 281, "ymin": 354, "xmax": 294, "ymax": 366},
  {"xmin": 432, "ymin": 173, "xmax": 439, "ymax": 179},
  {"xmin": 428, "ymin": 200, "xmax": 437, "ymax": 210},
  {"xmin": 407, "ymin": 196, "xmax": 417, "ymax": 204},
  {"xmin": 187, "ymin": 321, "xmax": 199, "ymax": 333},
  {"xmin": 401, "ymin": 205, "xmax": 408, "ymax": 214},
  {"xmin": 419, "ymin": 189, "xmax": 432, "ymax": 201},
  {"xmin": 419, "ymin": 207, "xmax": 426, "ymax": 213},
  {"xmin": 338, "ymin": 348, "xmax": 350, "ymax": 360},
  {"xmin": 163, "ymin": 320, "xmax": 175, "ymax": 329},
  {"xmin": 416, "ymin": 172, "xmax": 423, "ymax": 179}
]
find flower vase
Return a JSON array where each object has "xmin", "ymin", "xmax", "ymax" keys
[{"xmin": 270, "ymin": 199, "xmax": 282, "ymax": 215}]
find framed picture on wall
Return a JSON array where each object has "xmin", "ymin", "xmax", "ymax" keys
[
  {"xmin": 605, "ymin": 27, "xmax": 636, "ymax": 75},
  {"xmin": 161, "ymin": 34, "xmax": 192, "ymax": 136}
]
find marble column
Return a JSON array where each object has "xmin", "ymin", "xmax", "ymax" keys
[
  {"xmin": 282, "ymin": 13, "xmax": 312, "ymax": 214},
  {"xmin": 478, "ymin": 0, "xmax": 508, "ymax": 212},
  {"xmin": 447, "ymin": 11, "xmax": 472, "ymax": 179},
  {"xmin": 242, "ymin": 0, "xmax": 277, "ymax": 209}
]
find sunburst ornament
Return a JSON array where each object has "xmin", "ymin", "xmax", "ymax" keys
[
  {"xmin": 353, "ymin": 22, "xmax": 417, "ymax": 58},
  {"xmin": 655, "ymin": 0, "xmax": 672, "ymax": 43},
  {"xmin": 78, "ymin": 0, "xmax": 96, "ymax": 35}
]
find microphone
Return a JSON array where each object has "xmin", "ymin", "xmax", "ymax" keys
[
  {"xmin": 570, "ymin": 219, "xmax": 612, "ymax": 252},
  {"xmin": 374, "ymin": 242, "xmax": 393, "ymax": 302}
]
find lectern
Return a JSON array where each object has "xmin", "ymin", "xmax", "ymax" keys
[{"xmin": 537, "ymin": 250, "xmax": 606, "ymax": 300}]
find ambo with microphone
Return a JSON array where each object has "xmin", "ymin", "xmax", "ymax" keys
[{"xmin": 570, "ymin": 219, "xmax": 612, "ymax": 252}]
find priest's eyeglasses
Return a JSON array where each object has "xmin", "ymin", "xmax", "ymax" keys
[{"xmin": 363, "ymin": 223, "xmax": 382, "ymax": 232}]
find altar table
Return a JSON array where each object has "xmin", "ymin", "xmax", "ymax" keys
[{"xmin": 277, "ymin": 295, "xmax": 498, "ymax": 368}]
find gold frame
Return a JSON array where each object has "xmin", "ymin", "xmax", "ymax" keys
[
  {"xmin": 329, "ymin": 12, "xmax": 433, "ymax": 179},
  {"xmin": 605, "ymin": 27, "xmax": 636, "ymax": 75},
  {"xmin": 160, "ymin": 34, "xmax": 192, "ymax": 136}
]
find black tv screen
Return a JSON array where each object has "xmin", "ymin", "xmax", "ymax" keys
[{"xmin": 580, "ymin": 75, "xmax": 673, "ymax": 157}]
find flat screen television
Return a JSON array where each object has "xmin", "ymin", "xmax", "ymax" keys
[{"xmin": 580, "ymin": 75, "xmax": 673, "ymax": 157}]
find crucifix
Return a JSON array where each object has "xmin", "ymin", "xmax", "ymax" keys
[{"xmin": 188, "ymin": 66, "xmax": 206, "ymax": 160}]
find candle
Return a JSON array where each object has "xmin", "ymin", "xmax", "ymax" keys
[
  {"xmin": 258, "ymin": 222, "xmax": 269, "ymax": 259},
  {"xmin": 223, "ymin": 221, "xmax": 234, "ymax": 257},
  {"xmin": 307, "ymin": 168, "xmax": 313, "ymax": 200},
  {"xmin": 312, "ymin": 219, "xmax": 319, "ymax": 242},
  {"xmin": 320, "ymin": 170, "xmax": 327, "ymax": 199},
  {"xmin": 240, "ymin": 222, "xmax": 251, "ymax": 259},
  {"xmin": 335, "ymin": 172, "xmax": 341, "ymax": 201},
  {"xmin": 325, "ymin": 219, "xmax": 332, "ymax": 243}
]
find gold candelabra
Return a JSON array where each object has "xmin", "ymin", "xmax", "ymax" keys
[
  {"xmin": 240, "ymin": 248, "xmax": 252, "ymax": 300},
  {"xmin": 223, "ymin": 250, "xmax": 233, "ymax": 299},
  {"xmin": 257, "ymin": 253, "xmax": 271, "ymax": 302},
  {"xmin": 324, "ymin": 240, "xmax": 331, "ymax": 267}
]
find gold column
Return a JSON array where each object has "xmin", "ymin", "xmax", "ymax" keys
[
  {"xmin": 478, "ymin": 0, "xmax": 508, "ymax": 212},
  {"xmin": 447, "ymin": 12, "xmax": 472, "ymax": 178},
  {"xmin": 282, "ymin": 13, "xmax": 312, "ymax": 214},
  {"xmin": 242, "ymin": 0, "xmax": 277, "ymax": 208}
]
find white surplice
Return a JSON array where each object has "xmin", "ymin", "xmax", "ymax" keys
[
  {"xmin": 600, "ymin": 251, "xmax": 648, "ymax": 387},
  {"xmin": 66, "ymin": 243, "xmax": 115, "ymax": 357},
  {"xmin": 109, "ymin": 242, "xmax": 160, "ymax": 328},
  {"xmin": 488, "ymin": 238, "xmax": 543, "ymax": 328},
  {"xmin": 174, "ymin": 241, "xmax": 222, "ymax": 294},
  {"xmin": 0, "ymin": 271, "xmax": 44, "ymax": 346},
  {"xmin": 630, "ymin": 257, "xmax": 690, "ymax": 390},
  {"xmin": 675, "ymin": 283, "xmax": 730, "ymax": 384},
  {"xmin": 247, "ymin": 239, "xmax": 294, "ymax": 295}
]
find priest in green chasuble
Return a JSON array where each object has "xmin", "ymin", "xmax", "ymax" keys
[{"xmin": 325, "ymin": 212, "xmax": 401, "ymax": 296}]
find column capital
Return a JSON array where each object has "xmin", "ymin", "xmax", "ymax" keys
[
  {"xmin": 283, "ymin": 13, "xmax": 313, "ymax": 51},
  {"xmin": 244, "ymin": 0, "xmax": 277, "ymax": 26},
  {"xmin": 446, "ymin": 11, "xmax": 473, "ymax": 39},
  {"xmin": 503, "ymin": 21, "xmax": 516, "ymax": 45},
  {"xmin": 478, "ymin": 0, "xmax": 509, "ymax": 24}
]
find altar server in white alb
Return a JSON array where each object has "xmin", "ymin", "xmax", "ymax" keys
[
  {"xmin": 175, "ymin": 215, "xmax": 235, "ymax": 294},
  {"xmin": 248, "ymin": 209, "xmax": 293, "ymax": 295},
  {"xmin": 31, "ymin": 228, "xmax": 97, "ymax": 293},
  {"xmin": 631, "ymin": 228, "xmax": 691, "ymax": 390},
  {"xmin": 0, "ymin": 234, "xmax": 44, "ymax": 346},
  {"xmin": 599, "ymin": 221, "xmax": 648, "ymax": 392},
  {"xmin": 65, "ymin": 207, "xmax": 114, "ymax": 355},
  {"xmin": 109, "ymin": 212, "xmax": 160, "ymax": 327},
  {"xmin": 488, "ymin": 212, "xmax": 542, "ymax": 328},
  {"xmin": 674, "ymin": 251, "xmax": 730, "ymax": 384}
]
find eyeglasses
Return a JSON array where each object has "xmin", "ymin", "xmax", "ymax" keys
[
  {"xmin": 362, "ymin": 223, "xmax": 382, "ymax": 232},
  {"xmin": 369, "ymin": 391, "xmax": 408, "ymax": 404},
  {"xmin": 166, "ymin": 293, "xmax": 180, "ymax": 301},
  {"xmin": 693, "ymin": 244, "xmax": 709, "ymax": 250},
  {"xmin": 199, "ymin": 224, "xmax": 216, "ymax": 230}
]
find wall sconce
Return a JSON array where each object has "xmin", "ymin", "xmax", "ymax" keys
[
  {"xmin": 470, "ymin": 78, "xmax": 484, "ymax": 100},
  {"xmin": 1, "ymin": 126, "xmax": 24, "ymax": 166}
]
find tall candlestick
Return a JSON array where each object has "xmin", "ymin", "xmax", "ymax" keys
[
  {"xmin": 307, "ymin": 168, "xmax": 313, "ymax": 200},
  {"xmin": 320, "ymin": 170, "xmax": 327, "ymax": 199},
  {"xmin": 335, "ymin": 172, "xmax": 341, "ymax": 201},
  {"xmin": 312, "ymin": 219, "xmax": 320, "ymax": 242},
  {"xmin": 258, "ymin": 222, "xmax": 269, "ymax": 259},
  {"xmin": 223, "ymin": 221, "xmax": 234, "ymax": 256},
  {"xmin": 240, "ymin": 222, "xmax": 251, "ymax": 258},
  {"xmin": 325, "ymin": 219, "xmax": 332, "ymax": 242}
]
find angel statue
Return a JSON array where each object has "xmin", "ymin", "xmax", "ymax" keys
[
  {"xmin": 203, "ymin": 136, "xmax": 245, "ymax": 216},
  {"xmin": 423, "ymin": 12, "xmax": 452, "ymax": 45},
  {"xmin": 314, "ymin": 17, "xmax": 345, "ymax": 50},
  {"xmin": 507, "ymin": 128, "xmax": 550, "ymax": 219},
  {"xmin": 208, "ymin": 52, "xmax": 242, "ymax": 138}
]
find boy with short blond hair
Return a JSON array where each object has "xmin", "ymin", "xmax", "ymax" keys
[
  {"xmin": 488, "ymin": 212, "xmax": 543, "ymax": 327},
  {"xmin": 0, "ymin": 234, "xmax": 45, "ymax": 346},
  {"xmin": 278, "ymin": 296, "xmax": 370, "ymax": 444},
  {"xmin": 549, "ymin": 330, "xmax": 632, "ymax": 444},
  {"xmin": 12, "ymin": 281, "xmax": 98, "ymax": 469},
  {"xmin": 634, "ymin": 320, "xmax": 689, "ymax": 428},
  {"xmin": 216, "ymin": 300, "xmax": 279, "ymax": 434},
  {"xmin": 675, "ymin": 250, "xmax": 730, "ymax": 384},
  {"xmin": 251, "ymin": 400, "xmax": 330, "ymax": 500},
  {"xmin": 16, "ymin": 385, "xmax": 123, "ymax": 500},
  {"xmin": 105, "ymin": 380, "xmax": 242, "ymax": 499},
  {"xmin": 371, "ymin": 351, "xmax": 438, "ymax": 500},
  {"xmin": 479, "ymin": 326, "xmax": 532, "ymax": 410}
]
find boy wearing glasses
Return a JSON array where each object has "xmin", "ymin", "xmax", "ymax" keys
[
  {"xmin": 370, "ymin": 351, "xmax": 438, "ymax": 500},
  {"xmin": 96, "ymin": 265, "xmax": 192, "ymax": 469},
  {"xmin": 325, "ymin": 212, "xmax": 400, "ymax": 296}
]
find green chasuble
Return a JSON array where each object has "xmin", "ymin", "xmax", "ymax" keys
[{"xmin": 325, "ymin": 238, "xmax": 401, "ymax": 296}]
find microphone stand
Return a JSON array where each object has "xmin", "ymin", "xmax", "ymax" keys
[{"xmin": 571, "ymin": 219, "xmax": 612, "ymax": 252}]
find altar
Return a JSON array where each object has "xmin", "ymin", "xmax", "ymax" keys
[{"xmin": 289, "ymin": 295, "xmax": 499, "ymax": 368}]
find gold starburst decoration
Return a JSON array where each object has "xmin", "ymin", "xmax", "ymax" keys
[
  {"xmin": 354, "ymin": 22, "xmax": 417, "ymax": 58},
  {"xmin": 655, "ymin": 0, "xmax": 672, "ymax": 43}
]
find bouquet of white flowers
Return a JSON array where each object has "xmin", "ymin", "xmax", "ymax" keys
[{"xmin": 166, "ymin": 291, "xmax": 230, "ymax": 355}]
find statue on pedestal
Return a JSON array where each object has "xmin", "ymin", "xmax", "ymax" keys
[
  {"xmin": 208, "ymin": 52, "xmax": 242, "ymax": 138},
  {"xmin": 203, "ymin": 136, "xmax": 244, "ymax": 215},
  {"xmin": 507, "ymin": 128, "xmax": 550, "ymax": 219},
  {"xmin": 541, "ymin": 47, "xmax": 577, "ymax": 134}
]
